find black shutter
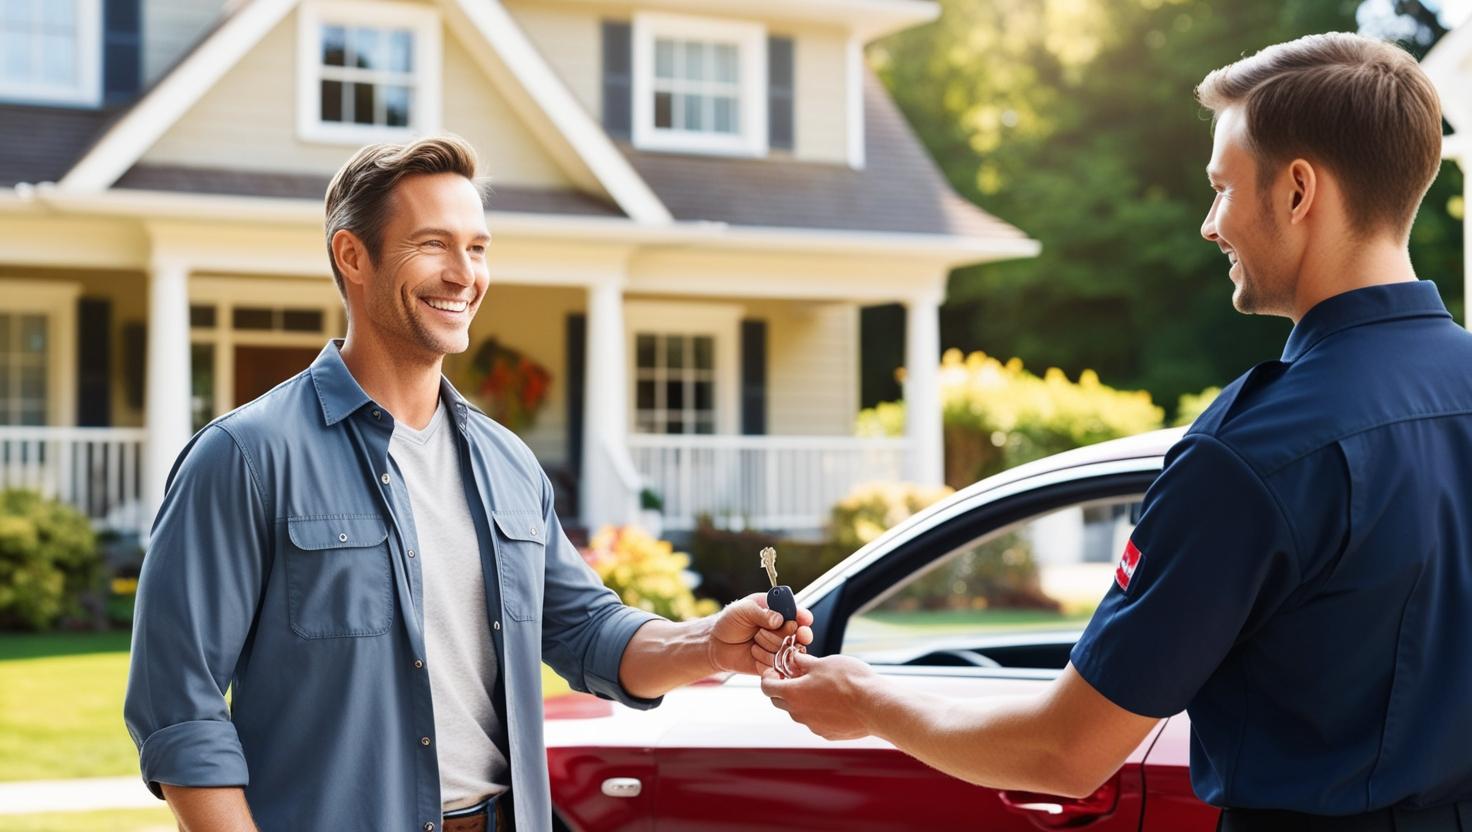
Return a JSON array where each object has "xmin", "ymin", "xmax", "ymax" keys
[
  {"xmin": 103, "ymin": 0, "xmax": 143, "ymax": 103},
  {"xmin": 76, "ymin": 299, "xmax": 112, "ymax": 426},
  {"xmin": 768, "ymin": 36, "xmax": 794, "ymax": 151},
  {"xmin": 122, "ymin": 321, "xmax": 145, "ymax": 410},
  {"xmin": 602, "ymin": 21, "xmax": 633, "ymax": 139},
  {"xmin": 566, "ymin": 313, "xmax": 586, "ymax": 476},
  {"xmin": 741, "ymin": 320, "xmax": 767, "ymax": 435}
]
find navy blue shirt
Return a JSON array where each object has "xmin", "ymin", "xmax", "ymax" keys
[
  {"xmin": 125, "ymin": 342, "xmax": 661, "ymax": 832},
  {"xmin": 1072, "ymin": 281, "xmax": 1472, "ymax": 814}
]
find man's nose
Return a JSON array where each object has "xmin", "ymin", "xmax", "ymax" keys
[
  {"xmin": 1201, "ymin": 197, "xmax": 1219, "ymax": 242},
  {"xmin": 444, "ymin": 250, "xmax": 476, "ymax": 285}
]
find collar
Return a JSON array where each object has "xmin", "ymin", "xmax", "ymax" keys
[
  {"xmin": 308, "ymin": 339, "xmax": 478, "ymax": 427},
  {"xmin": 1281, "ymin": 281, "xmax": 1451, "ymax": 363}
]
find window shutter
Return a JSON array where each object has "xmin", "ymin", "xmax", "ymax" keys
[
  {"xmin": 77, "ymin": 299, "xmax": 112, "ymax": 426},
  {"xmin": 767, "ymin": 36, "xmax": 794, "ymax": 151},
  {"xmin": 103, "ymin": 0, "xmax": 143, "ymax": 102},
  {"xmin": 602, "ymin": 21, "xmax": 633, "ymax": 138},
  {"xmin": 741, "ymin": 320, "xmax": 767, "ymax": 436}
]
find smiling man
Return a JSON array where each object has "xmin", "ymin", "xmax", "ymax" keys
[
  {"xmin": 125, "ymin": 137, "xmax": 811, "ymax": 832},
  {"xmin": 762, "ymin": 32, "xmax": 1472, "ymax": 831}
]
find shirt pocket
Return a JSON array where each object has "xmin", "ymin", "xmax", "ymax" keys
[
  {"xmin": 284, "ymin": 514, "xmax": 394, "ymax": 639},
  {"xmin": 491, "ymin": 510, "xmax": 546, "ymax": 622}
]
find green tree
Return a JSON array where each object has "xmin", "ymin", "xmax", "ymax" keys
[{"xmin": 874, "ymin": 0, "xmax": 1463, "ymax": 414}]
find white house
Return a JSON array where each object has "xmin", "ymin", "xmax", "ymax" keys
[
  {"xmin": 1424, "ymin": 24, "xmax": 1472, "ymax": 323},
  {"xmin": 0, "ymin": 0, "xmax": 1038, "ymax": 540}
]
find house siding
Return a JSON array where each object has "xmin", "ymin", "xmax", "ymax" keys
[
  {"xmin": 140, "ymin": 7, "xmax": 575, "ymax": 188},
  {"xmin": 742, "ymin": 299, "xmax": 858, "ymax": 435},
  {"xmin": 503, "ymin": 1, "xmax": 851, "ymax": 165},
  {"xmin": 142, "ymin": 0, "xmax": 227, "ymax": 85}
]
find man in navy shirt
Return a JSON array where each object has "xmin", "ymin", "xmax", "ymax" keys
[{"xmin": 763, "ymin": 32, "xmax": 1472, "ymax": 829}]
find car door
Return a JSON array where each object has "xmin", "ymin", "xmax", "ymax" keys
[{"xmin": 651, "ymin": 462, "xmax": 1164, "ymax": 831}]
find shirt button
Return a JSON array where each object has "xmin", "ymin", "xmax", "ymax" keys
[
  {"xmin": 380, "ymin": 473, "xmax": 391, "ymax": 485},
  {"xmin": 492, "ymin": 620, "xmax": 501, "ymax": 631},
  {"xmin": 408, "ymin": 549, "xmax": 416, "ymax": 558},
  {"xmin": 338, "ymin": 533, "xmax": 348, "ymax": 543},
  {"xmin": 420, "ymin": 736, "xmax": 431, "ymax": 747},
  {"xmin": 424, "ymin": 823, "xmax": 435, "ymax": 832},
  {"xmin": 529, "ymin": 526, "xmax": 538, "ymax": 537},
  {"xmin": 413, "ymin": 659, "xmax": 424, "ymax": 669},
  {"xmin": 371, "ymin": 409, "xmax": 381, "ymax": 419}
]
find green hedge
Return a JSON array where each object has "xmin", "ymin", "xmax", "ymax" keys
[{"xmin": 0, "ymin": 489, "xmax": 100, "ymax": 631}]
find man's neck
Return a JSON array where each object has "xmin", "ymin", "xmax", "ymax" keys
[
  {"xmin": 339, "ymin": 329, "xmax": 444, "ymax": 430},
  {"xmin": 1290, "ymin": 236, "xmax": 1418, "ymax": 323}
]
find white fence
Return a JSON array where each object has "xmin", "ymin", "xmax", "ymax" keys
[
  {"xmin": 627, "ymin": 434, "xmax": 914, "ymax": 532},
  {"xmin": 0, "ymin": 427, "xmax": 150, "ymax": 539}
]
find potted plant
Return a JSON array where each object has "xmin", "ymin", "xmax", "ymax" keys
[{"xmin": 637, "ymin": 487, "xmax": 664, "ymax": 539}]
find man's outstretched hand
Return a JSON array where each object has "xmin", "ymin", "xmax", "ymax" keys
[
  {"xmin": 760, "ymin": 652, "xmax": 880, "ymax": 741},
  {"xmin": 708, "ymin": 592, "xmax": 814, "ymax": 676}
]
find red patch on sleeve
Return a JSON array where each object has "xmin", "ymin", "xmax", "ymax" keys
[{"xmin": 1115, "ymin": 540, "xmax": 1142, "ymax": 591}]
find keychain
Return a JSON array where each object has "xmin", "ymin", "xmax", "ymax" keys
[{"xmin": 759, "ymin": 546, "xmax": 803, "ymax": 678}]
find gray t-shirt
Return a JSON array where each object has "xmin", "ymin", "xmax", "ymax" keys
[{"xmin": 390, "ymin": 401, "xmax": 509, "ymax": 810}]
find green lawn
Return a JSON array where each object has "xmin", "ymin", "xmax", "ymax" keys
[
  {"xmin": 0, "ymin": 807, "xmax": 177, "ymax": 831},
  {"xmin": 0, "ymin": 631, "xmax": 574, "ymax": 783}
]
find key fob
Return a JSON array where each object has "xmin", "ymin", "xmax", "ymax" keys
[{"xmin": 766, "ymin": 585, "xmax": 798, "ymax": 624}]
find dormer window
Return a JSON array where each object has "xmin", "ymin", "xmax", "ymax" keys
[
  {"xmin": 632, "ymin": 14, "xmax": 766, "ymax": 156},
  {"xmin": 296, "ymin": 0, "xmax": 440, "ymax": 144},
  {"xmin": 0, "ymin": 0, "xmax": 101, "ymax": 106}
]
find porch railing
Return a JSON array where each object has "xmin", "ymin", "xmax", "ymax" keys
[
  {"xmin": 627, "ymin": 434, "xmax": 914, "ymax": 533},
  {"xmin": 0, "ymin": 426, "xmax": 150, "ymax": 539}
]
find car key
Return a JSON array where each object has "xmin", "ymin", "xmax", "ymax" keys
[{"xmin": 760, "ymin": 547, "xmax": 803, "ymax": 678}]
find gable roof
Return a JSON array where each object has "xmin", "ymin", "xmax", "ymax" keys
[
  {"xmin": 56, "ymin": 0, "xmax": 671, "ymax": 222},
  {"xmin": 0, "ymin": 104, "xmax": 116, "ymax": 187}
]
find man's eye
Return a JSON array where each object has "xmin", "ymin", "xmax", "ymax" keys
[
  {"xmin": 423, "ymin": 240, "xmax": 447, "ymax": 249},
  {"xmin": 470, "ymin": 245, "xmax": 487, "ymax": 255}
]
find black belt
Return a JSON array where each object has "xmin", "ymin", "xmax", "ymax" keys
[
  {"xmin": 442, "ymin": 791, "xmax": 511, "ymax": 832},
  {"xmin": 1219, "ymin": 800, "xmax": 1472, "ymax": 832}
]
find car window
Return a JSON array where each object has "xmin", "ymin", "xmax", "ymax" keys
[{"xmin": 842, "ymin": 495, "xmax": 1143, "ymax": 669}]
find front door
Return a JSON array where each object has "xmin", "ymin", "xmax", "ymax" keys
[{"xmin": 233, "ymin": 346, "xmax": 321, "ymax": 406}]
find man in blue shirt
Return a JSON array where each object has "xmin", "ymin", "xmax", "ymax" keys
[
  {"xmin": 125, "ymin": 136, "xmax": 811, "ymax": 832},
  {"xmin": 763, "ymin": 32, "xmax": 1472, "ymax": 829}
]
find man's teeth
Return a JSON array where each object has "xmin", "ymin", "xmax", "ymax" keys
[{"xmin": 425, "ymin": 298, "xmax": 467, "ymax": 312}]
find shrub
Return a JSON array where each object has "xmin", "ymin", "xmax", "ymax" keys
[
  {"xmin": 583, "ymin": 526, "xmax": 719, "ymax": 621},
  {"xmin": 879, "ymin": 530, "xmax": 1058, "ymax": 613},
  {"xmin": 0, "ymin": 489, "xmax": 100, "ymax": 631},
  {"xmin": 829, "ymin": 481, "xmax": 954, "ymax": 552},
  {"xmin": 686, "ymin": 520, "xmax": 850, "ymax": 604},
  {"xmin": 1174, "ymin": 386, "xmax": 1221, "ymax": 427}
]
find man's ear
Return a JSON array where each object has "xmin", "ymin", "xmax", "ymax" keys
[
  {"xmin": 1287, "ymin": 159, "xmax": 1316, "ymax": 224},
  {"xmin": 331, "ymin": 229, "xmax": 372, "ymax": 288}
]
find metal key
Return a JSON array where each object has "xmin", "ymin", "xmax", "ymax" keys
[{"xmin": 760, "ymin": 547, "xmax": 803, "ymax": 678}]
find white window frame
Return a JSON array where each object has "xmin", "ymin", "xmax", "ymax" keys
[
  {"xmin": 0, "ymin": 0, "xmax": 102, "ymax": 107},
  {"xmin": 0, "ymin": 280, "xmax": 81, "ymax": 427},
  {"xmin": 631, "ymin": 12, "xmax": 767, "ymax": 157},
  {"xmin": 296, "ymin": 0, "xmax": 442, "ymax": 145},
  {"xmin": 625, "ymin": 302, "xmax": 742, "ymax": 435}
]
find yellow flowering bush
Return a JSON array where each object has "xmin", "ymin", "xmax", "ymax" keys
[
  {"xmin": 829, "ymin": 481, "xmax": 955, "ymax": 552},
  {"xmin": 1174, "ymin": 386, "xmax": 1221, "ymax": 427},
  {"xmin": 859, "ymin": 350, "xmax": 1165, "ymax": 487},
  {"xmin": 583, "ymin": 526, "xmax": 720, "ymax": 621}
]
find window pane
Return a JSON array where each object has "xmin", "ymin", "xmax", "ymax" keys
[
  {"xmin": 352, "ymin": 81, "xmax": 376, "ymax": 125},
  {"xmin": 281, "ymin": 309, "xmax": 324, "ymax": 333},
  {"xmin": 19, "ymin": 404, "xmax": 44, "ymax": 426},
  {"xmin": 654, "ymin": 91, "xmax": 673, "ymax": 129},
  {"xmin": 1, "ymin": 0, "xmax": 32, "ymax": 27},
  {"xmin": 636, "ymin": 334, "xmax": 656, "ymax": 369},
  {"xmin": 18, "ymin": 365, "xmax": 44, "ymax": 398},
  {"xmin": 714, "ymin": 44, "xmax": 737, "ymax": 83},
  {"xmin": 666, "ymin": 416, "xmax": 685, "ymax": 434},
  {"xmin": 0, "ymin": 315, "xmax": 10, "ymax": 354},
  {"xmin": 635, "ymin": 413, "xmax": 657, "ymax": 433},
  {"xmin": 0, "ymin": 363, "xmax": 9, "ymax": 402},
  {"xmin": 683, "ymin": 41, "xmax": 705, "ymax": 82},
  {"xmin": 693, "ymin": 336, "xmax": 713, "ymax": 370},
  {"xmin": 713, "ymin": 96, "xmax": 736, "ymax": 134},
  {"xmin": 41, "ymin": 0, "xmax": 75, "ymax": 29},
  {"xmin": 386, "ymin": 29, "xmax": 413, "ymax": 73},
  {"xmin": 321, "ymin": 79, "xmax": 344, "ymax": 122},
  {"xmin": 190, "ymin": 305, "xmax": 217, "ymax": 329},
  {"xmin": 40, "ymin": 33, "xmax": 75, "ymax": 85},
  {"xmin": 666, "ymin": 379, "xmax": 685, "ymax": 410},
  {"xmin": 680, "ymin": 93, "xmax": 703, "ymax": 131},
  {"xmin": 321, "ymin": 25, "xmax": 346, "ymax": 66},
  {"xmin": 232, "ymin": 307, "xmax": 273, "ymax": 330},
  {"xmin": 694, "ymin": 380, "xmax": 713, "ymax": 410},
  {"xmin": 655, "ymin": 39, "xmax": 675, "ymax": 79},
  {"xmin": 665, "ymin": 336, "xmax": 684, "ymax": 369},
  {"xmin": 634, "ymin": 379, "xmax": 655, "ymax": 410},
  {"xmin": 19, "ymin": 316, "xmax": 45, "ymax": 354},
  {"xmin": 191, "ymin": 343, "xmax": 214, "ymax": 433},
  {"xmin": 349, "ymin": 27, "xmax": 382, "ymax": 71},
  {"xmin": 383, "ymin": 85, "xmax": 411, "ymax": 127},
  {"xmin": 0, "ymin": 32, "xmax": 29, "ymax": 82},
  {"xmin": 695, "ymin": 417, "xmax": 715, "ymax": 435}
]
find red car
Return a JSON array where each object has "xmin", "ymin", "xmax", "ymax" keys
[{"xmin": 544, "ymin": 428, "xmax": 1219, "ymax": 831}]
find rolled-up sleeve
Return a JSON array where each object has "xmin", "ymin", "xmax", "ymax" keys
[
  {"xmin": 536, "ymin": 472, "xmax": 663, "ymax": 710},
  {"xmin": 125, "ymin": 425, "xmax": 270, "ymax": 798}
]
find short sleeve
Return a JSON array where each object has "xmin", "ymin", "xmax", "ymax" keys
[{"xmin": 1069, "ymin": 433, "xmax": 1300, "ymax": 718}]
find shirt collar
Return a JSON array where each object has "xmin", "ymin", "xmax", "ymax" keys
[
  {"xmin": 1281, "ymin": 280, "xmax": 1451, "ymax": 363},
  {"xmin": 308, "ymin": 339, "xmax": 476, "ymax": 427}
]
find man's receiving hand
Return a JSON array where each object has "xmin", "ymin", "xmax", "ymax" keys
[
  {"xmin": 760, "ymin": 652, "xmax": 879, "ymax": 741},
  {"xmin": 708, "ymin": 593, "xmax": 814, "ymax": 676}
]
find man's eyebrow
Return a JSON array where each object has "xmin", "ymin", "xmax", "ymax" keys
[{"xmin": 410, "ymin": 227, "xmax": 491, "ymax": 242}]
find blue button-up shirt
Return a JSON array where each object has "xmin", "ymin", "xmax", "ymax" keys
[
  {"xmin": 1072, "ymin": 281, "xmax": 1472, "ymax": 813},
  {"xmin": 125, "ymin": 341, "xmax": 661, "ymax": 831}
]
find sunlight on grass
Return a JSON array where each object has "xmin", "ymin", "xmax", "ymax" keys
[{"xmin": 0, "ymin": 807, "xmax": 176, "ymax": 831}]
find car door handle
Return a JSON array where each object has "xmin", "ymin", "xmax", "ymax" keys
[
  {"xmin": 601, "ymin": 777, "xmax": 643, "ymax": 798},
  {"xmin": 998, "ymin": 775, "xmax": 1119, "ymax": 828}
]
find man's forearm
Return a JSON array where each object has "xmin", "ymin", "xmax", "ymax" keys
[
  {"xmin": 618, "ymin": 617, "xmax": 719, "ymax": 699},
  {"xmin": 161, "ymin": 784, "xmax": 258, "ymax": 832}
]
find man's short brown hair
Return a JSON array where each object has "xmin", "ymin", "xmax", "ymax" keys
[
  {"xmin": 1196, "ymin": 32, "xmax": 1442, "ymax": 239},
  {"xmin": 323, "ymin": 135, "xmax": 481, "ymax": 296}
]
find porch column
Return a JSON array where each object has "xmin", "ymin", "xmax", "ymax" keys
[
  {"xmin": 143, "ymin": 260, "xmax": 192, "ymax": 532},
  {"xmin": 581, "ymin": 277, "xmax": 633, "ymax": 530},
  {"xmin": 904, "ymin": 290, "xmax": 944, "ymax": 486}
]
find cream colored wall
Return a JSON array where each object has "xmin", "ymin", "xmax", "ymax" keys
[
  {"xmin": 143, "ymin": 0, "xmax": 227, "ymax": 85},
  {"xmin": 503, "ymin": 0, "xmax": 851, "ymax": 164},
  {"xmin": 141, "ymin": 5, "xmax": 575, "ymax": 187},
  {"xmin": 442, "ymin": 284, "xmax": 586, "ymax": 465}
]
